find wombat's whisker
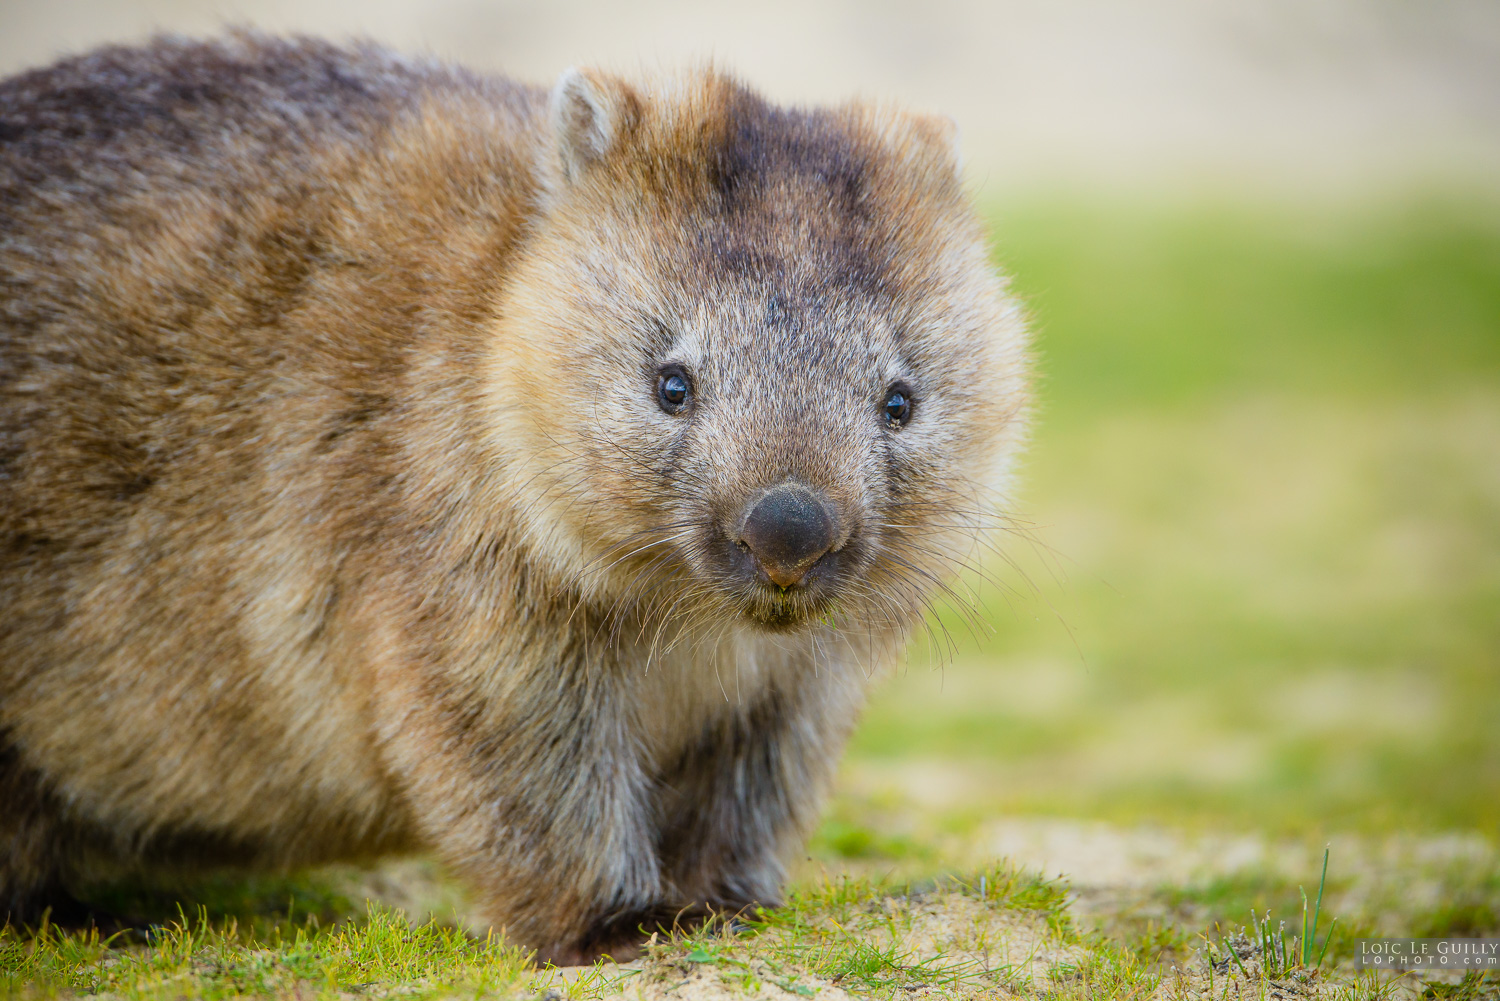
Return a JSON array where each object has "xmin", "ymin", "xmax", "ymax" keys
[
  {"xmin": 875, "ymin": 554, "xmax": 990, "ymax": 651},
  {"xmin": 885, "ymin": 535, "xmax": 1026, "ymax": 603},
  {"xmin": 580, "ymin": 528, "xmax": 695, "ymax": 582}
]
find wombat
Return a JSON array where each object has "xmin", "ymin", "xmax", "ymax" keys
[{"xmin": 0, "ymin": 34, "xmax": 1029, "ymax": 963}]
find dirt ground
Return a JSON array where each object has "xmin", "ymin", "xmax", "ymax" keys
[{"xmin": 333, "ymin": 812, "xmax": 1496, "ymax": 999}]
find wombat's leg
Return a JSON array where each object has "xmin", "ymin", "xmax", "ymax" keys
[
  {"xmin": 651, "ymin": 674, "xmax": 864, "ymax": 920},
  {"xmin": 0, "ymin": 737, "xmax": 82, "ymax": 926},
  {"xmin": 382, "ymin": 673, "xmax": 665, "ymax": 966}
]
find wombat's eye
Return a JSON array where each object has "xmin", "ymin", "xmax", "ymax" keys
[
  {"xmin": 883, "ymin": 384, "xmax": 913, "ymax": 427},
  {"xmin": 656, "ymin": 366, "xmax": 691, "ymax": 414}
]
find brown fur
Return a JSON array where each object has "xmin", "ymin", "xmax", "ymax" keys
[{"xmin": 0, "ymin": 33, "xmax": 1029, "ymax": 963}]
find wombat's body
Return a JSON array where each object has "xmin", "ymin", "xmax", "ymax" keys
[{"xmin": 0, "ymin": 35, "xmax": 1028, "ymax": 962}]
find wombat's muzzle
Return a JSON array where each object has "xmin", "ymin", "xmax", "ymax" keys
[{"xmin": 737, "ymin": 484, "xmax": 839, "ymax": 588}]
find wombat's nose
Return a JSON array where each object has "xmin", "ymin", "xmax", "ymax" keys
[{"xmin": 738, "ymin": 485, "xmax": 837, "ymax": 588}]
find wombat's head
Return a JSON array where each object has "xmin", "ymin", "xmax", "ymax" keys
[{"xmin": 485, "ymin": 67, "xmax": 1028, "ymax": 638}]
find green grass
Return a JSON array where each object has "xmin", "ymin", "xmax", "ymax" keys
[
  {"xmin": 636, "ymin": 863, "xmax": 1101, "ymax": 999},
  {"xmin": 1, "ymin": 864, "xmax": 1088, "ymax": 1000},
  {"xmin": 9, "ymin": 859, "xmax": 1483, "ymax": 1000},
  {"xmin": 1, "ymin": 904, "xmax": 535, "ymax": 1000}
]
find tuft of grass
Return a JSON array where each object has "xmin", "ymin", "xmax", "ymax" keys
[
  {"xmin": 1422, "ymin": 971, "xmax": 1500, "ymax": 1001},
  {"xmin": 1199, "ymin": 849, "xmax": 1339, "ymax": 985},
  {"xmin": 1303, "ymin": 847, "xmax": 1333, "ymax": 968},
  {"xmin": 960, "ymin": 862, "xmax": 1075, "ymax": 939},
  {"xmin": 1, "ymin": 903, "xmax": 535, "ymax": 1001},
  {"xmin": 1122, "ymin": 920, "xmax": 1194, "ymax": 968},
  {"xmin": 1047, "ymin": 935, "xmax": 1163, "ymax": 1001},
  {"xmin": 1326, "ymin": 970, "xmax": 1408, "ymax": 1001}
]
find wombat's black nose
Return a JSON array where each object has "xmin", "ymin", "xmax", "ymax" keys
[{"xmin": 738, "ymin": 485, "xmax": 836, "ymax": 588}]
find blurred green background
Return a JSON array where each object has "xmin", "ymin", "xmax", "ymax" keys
[{"xmin": 844, "ymin": 189, "xmax": 1500, "ymax": 842}]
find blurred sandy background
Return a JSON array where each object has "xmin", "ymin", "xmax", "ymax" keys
[{"xmin": 3, "ymin": 0, "xmax": 1499, "ymax": 191}]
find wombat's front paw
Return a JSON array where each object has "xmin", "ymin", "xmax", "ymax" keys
[
  {"xmin": 534, "ymin": 926, "xmax": 647, "ymax": 967},
  {"xmin": 535, "ymin": 903, "xmax": 711, "ymax": 966},
  {"xmin": 534, "ymin": 936, "xmax": 639, "ymax": 968}
]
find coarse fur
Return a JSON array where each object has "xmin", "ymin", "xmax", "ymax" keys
[{"xmin": 0, "ymin": 34, "xmax": 1029, "ymax": 963}]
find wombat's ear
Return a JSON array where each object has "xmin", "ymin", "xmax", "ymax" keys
[
  {"xmin": 911, "ymin": 113, "xmax": 962, "ymax": 174},
  {"xmin": 894, "ymin": 112, "xmax": 962, "ymax": 182},
  {"xmin": 549, "ymin": 67, "xmax": 642, "ymax": 182},
  {"xmin": 856, "ymin": 104, "xmax": 964, "ymax": 185}
]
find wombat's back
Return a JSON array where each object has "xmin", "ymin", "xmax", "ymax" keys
[{"xmin": 0, "ymin": 33, "xmax": 525, "ymax": 548}]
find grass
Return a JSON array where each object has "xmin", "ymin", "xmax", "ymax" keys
[
  {"xmin": 1196, "ymin": 851, "xmax": 1336, "ymax": 984},
  {"xmin": 0, "ymin": 864, "xmax": 1087, "ymax": 1000},
  {"xmin": 9, "ymin": 862, "xmax": 1491, "ymax": 1000},
  {"xmin": 630, "ymin": 864, "xmax": 1103, "ymax": 999},
  {"xmin": 1, "ymin": 904, "xmax": 536, "ymax": 1000},
  {"xmin": 6, "ymin": 186, "xmax": 1498, "ymax": 998}
]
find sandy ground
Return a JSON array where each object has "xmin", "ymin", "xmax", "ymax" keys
[
  {"xmin": 350, "ymin": 811, "xmax": 1497, "ymax": 948},
  {"xmin": 3, "ymin": 0, "xmax": 1498, "ymax": 192},
  {"xmin": 500, "ymin": 816, "xmax": 1495, "ymax": 1001}
]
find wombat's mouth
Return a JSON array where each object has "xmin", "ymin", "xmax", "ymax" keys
[
  {"xmin": 715, "ymin": 533, "xmax": 860, "ymax": 633},
  {"xmin": 742, "ymin": 591, "xmax": 836, "ymax": 632}
]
